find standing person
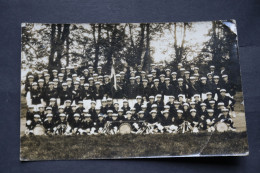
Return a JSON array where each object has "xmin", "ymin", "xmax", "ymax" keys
[
  {"xmin": 221, "ymin": 74, "xmax": 236, "ymax": 97},
  {"xmin": 71, "ymin": 81, "xmax": 81, "ymax": 104},
  {"xmin": 58, "ymin": 83, "xmax": 72, "ymax": 105},
  {"xmin": 44, "ymin": 82, "xmax": 58, "ymax": 106},
  {"xmin": 139, "ymin": 79, "xmax": 151, "ymax": 101},
  {"xmin": 30, "ymin": 82, "xmax": 42, "ymax": 110},
  {"xmin": 150, "ymin": 79, "xmax": 162, "ymax": 96},
  {"xmin": 125, "ymin": 77, "xmax": 138, "ymax": 99}
]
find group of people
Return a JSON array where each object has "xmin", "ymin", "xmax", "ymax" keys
[{"xmin": 23, "ymin": 62, "xmax": 237, "ymax": 135}]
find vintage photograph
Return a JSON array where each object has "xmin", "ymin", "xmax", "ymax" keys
[{"xmin": 20, "ymin": 21, "xmax": 248, "ymax": 160}]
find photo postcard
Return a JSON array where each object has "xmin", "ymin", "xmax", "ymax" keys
[{"xmin": 20, "ymin": 20, "xmax": 248, "ymax": 160}]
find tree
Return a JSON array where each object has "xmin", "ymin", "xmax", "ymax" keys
[
  {"xmin": 48, "ymin": 24, "xmax": 70, "ymax": 70},
  {"xmin": 200, "ymin": 20, "xmax": 237, "ymax": 70}
]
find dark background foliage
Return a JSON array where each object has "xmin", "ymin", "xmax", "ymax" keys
[{"xmin": 0, "ymin": 0, "xmax": 259, "ymax": 172}]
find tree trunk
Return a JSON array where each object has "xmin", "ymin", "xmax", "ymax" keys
[
  {"xmin": 93, "ymin": 24, "xmax": 102, "ymax": 71},
  {"xmin": 143, "ymin": 23, "xmax": 150, "ymax": 71},
  {"xmin": 48, "ymin": 24, "xmax": 70, "ymax": 69},
  {"xmin": 66, "ymin": 37, "xmax": 69, "ymax": 66},
  {"xmin": 137, "ymin": 24, "xmax": 145, "ymax": 66},
  {"xmin": 48, "ymin": 24, "xmax": 56, "ymax": 70}
]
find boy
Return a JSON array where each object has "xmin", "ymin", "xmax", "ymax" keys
[
  {"xmin": 217, "ymin": 108, "xmax": 236, "ymax": 131},
  {"xmin": 69, "ymin": 113, "xmax": 81, "ymax": 135},
  {"xmin": 54, "ymin": 113, "xmax": 68, "ymax": 135},
  {"xmin": 146, "ymin": 110, "xmax": 163, "ymax": 134},
  {"xmin": 187, "ymin": 109, "xmax": 200, "ymax": 133},
  {"xmin": 110, "ymin": 113, "xmax": 120, "ymax": 134},
  {"xmin": 43, "ymin": 113, "xmax": 55, "ymax": 135},
  {"xmin": 134, "ymin": 96, "xmax": 143, "ymax": 113},
  {"xmin": 96, "ymin": 114, "xmax": 106, "ymax": 134},
  {"xmin": 204, "ymin": 109, "xmax": 216, "ymax": 132},
  {"xmin": 26, "ymin": 114, "xmax": 42, "ymax": 135},
  {"xmin": 79, "ymin": 114, "xmax": 96, "ymax": 135}
]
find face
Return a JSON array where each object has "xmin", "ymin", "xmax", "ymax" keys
[
  {"xmin": 143, "ymin": 82, "xmax": 147, "ymax": 87},
  {"xmin": 39, "ymin": 82, "xmax": 44, "ymax": 87},
  {"xmin": 130, "ymin": 79, "xmax": 135, "ymax": 84},
  {"xmin": 96, "ymin": 110, "xmax": 100, "ymax": 114},
  {"xmin": 47, "ymin": 117, "xmax": 52, "ymax": 121},
  {"xmin": 60, "ymin": 116, "xmax": 65, "ymax": 121},
  {"xmin": 191, "ymin": 112, "xmax": 196, "ymax": 117},
  {"xmin": 223, "ymin": 111, "xmax": 228, "ymax": 116},
  {"xmin": 67, "ymin": 81, "xmax": 72, "ymax": 85},
  {"xmin": 72, "ymin": 106, "xmax": 77, "ymax": 111},
  {"xmin": 201, "ymin": 79, "xmax": 206, "ymax": 84},
  {"xmin": 151, "ymin": 113, "xmax": 156, "ymax": 118},
  {"xmin": 118, "ymin": 112, "xmax": 123, "ymax": 116},
  {"xmin": 221, "ymin": 92, "xmax": 226, "ymax": 97},
  {"xmin": 62, "ymin": 86, "xmax": 67, "ymax": 90},
  {"xmin": 164, "ymin": 113, "xmax": 169, "ymax": 118},
  {"xmin": 29, "ymin": 108, "xmax": 34, "ymax": 112},
  {"xmin": 223, "ymin": 77, "xmax": 228, "ymax": 82},
  {"xmin": 207, "ymin": 95, "xmax": 212, "ymax": 100},
  {"xmin": 112, "ymin": 116, "xmax": 117, "ymax": 120},
  {"xmin": 177, "ymin": 113, "xmax": 182, "ymax": 118},
  {"xmin": 74, "ymin": 117, "xmax": 79, "ymax": 121},
  {"xmin": 208, "ymin": 112, "xmax": 214, "ymax": 117},
  {"xmin": 214, "ymin": 78, "xmax": 219, "ymax": 83},
  {"xmin": 127, "ymin": 113, "xmax": 132, "ymax": 119},
  {"xmin": 98, "ymin": 116, "xmax": 103, "ymax": 121}
]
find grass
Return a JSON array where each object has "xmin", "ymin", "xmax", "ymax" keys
[{"xmin": 20, "ymin": 132, "xmax": 248, "ymax": 160}]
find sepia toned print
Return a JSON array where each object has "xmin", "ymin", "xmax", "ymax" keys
[{"xmin": 20, "ymin": 21, "xmax": 248, "ymax": 160}]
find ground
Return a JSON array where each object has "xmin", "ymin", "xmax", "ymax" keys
[{"xmin": 20, "ymin": 92, "xmax": 248, "ymax": 160}]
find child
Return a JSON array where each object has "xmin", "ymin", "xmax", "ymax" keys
[
  {"xmin": 26, "ymin": 114, "xmax": 42, "ymax": 135},
  {"xmin": 110, "ymin": 113, "xmax": 120, "ymax": 134},
  {"xmin": 187, "ymin": 109, "xmax": 200, "ymax": 133},
  {"xmin": 217, "ymin": 108, "xmax": 236, "ymax": 131},
  {"xmin": 205, "ymin": 109, "xmax": 216, "ymax": 132},
  {"xmin": 96, "ymin": 114, "xmax": 106, "ymax": 134},
  {"xmin": 69, "ymin": 113, "xmax": 81, "ymax": 135},
  {"xmin": 79, "ymin": 114, "xmax": 96, "ymax": 135},
  {"xmin": 43, "ymin": 113, "xmax": 55, "ymax": 135},
  {"xmin": 54, "ymin": 113, "xmax": 68, "ymax": 135}
]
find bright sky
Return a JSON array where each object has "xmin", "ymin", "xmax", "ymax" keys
[{"xmin": 150, "ymin": 22, "xmax": 212, "ymax": 63}]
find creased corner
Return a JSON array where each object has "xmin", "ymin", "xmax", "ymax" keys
[{"xmin": 221, "ymin": 20, "xmax": 237, "ymax": 35}]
